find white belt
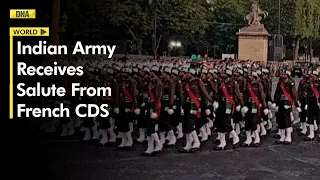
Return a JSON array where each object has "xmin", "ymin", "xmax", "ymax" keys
[
  {"xmin": 251, "ymin": 109, "xmax": 257, "ymax": 113},
  {"xmin": 190, "ymin": 110, "xmax": 197, "ymax": 114}
]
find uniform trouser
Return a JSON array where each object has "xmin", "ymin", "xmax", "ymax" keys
[
  {"xmin": 299, "ymin": 104, "xmax": 307, "ymax": 123},
  {"xmin": 83, "ymin": 117, "xmax": 95, "ymax": 127},
  {"xmin": 244, "ymin": 112, "xmax": 258, "ymax": 131},
  {"xmin": 96, "ymin": 116, "xmax": 111, "ymax": 130},
  {"xmin": 196, "ymin": 112, "xmax": 209, "ymax": 130},
  {"xmin": 159, "ymin": 109, "xmax": 171, "ymax": 132},
  {"xmin": 233, "ymin": 111, "xmax": 242, "ymax": 124},
  {"xmin": 117, "ymin": 111, "xmax": 132, "ymax": 132},
  {"xmin": 173, "ymin": 108, "xmax": 183, "ymax": 127},
  {"xmin": 137, "ymin": 107, "xmax": 147, "ymax": 129},
  {"xmin": 60, "ymin": 103, "xmax": 74, "ymax": 124},
  {"xmin": 307, "ymin": 104, "xmax": 319, "ymax": 125},
  {"xmin": 215, "ymin": 111, "xmax": 233, "ymax": 133},
  {"xmin": 60, "ymin": 117, "xmax": 71, "ymax": 124},
  {"xmin": 171, "ymin": 110, "xmax": 179, "ymax": 128},
  {"xmin": 146, "ymin": 117, "xmax": 157, "ymax": 136},
  {"xmin": 276, "ymin": 107, "xmax": 291, "ymax": 129},
  {"xmin": 183, "ymin": 114, "xmax": 198, "ymax": 134}
]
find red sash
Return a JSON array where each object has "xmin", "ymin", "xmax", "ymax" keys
[
  {"xmin": 148, "ymin": 84, "xmax": 161, "ymax": 119},
  {"xmin": 248, "ymin": 83, "xmax": 261, "ymax": 118},
  {"xmin": 310, "ymin": 82, "xmax": 319, "ymax": 98},
  {"xmin": 280, "ymin": 82, "xmax": 293, "ymax": 111},
  {"xmin": 122, "ymin": 83, "xmax": 134, "ymax": 112},
  {"xmin": 221, "ymin": 82, "xmax": 235, "ymax": 114},
  {"xmin": 185, "ymin": 83, "xmax": 201, "ymax": 119}
]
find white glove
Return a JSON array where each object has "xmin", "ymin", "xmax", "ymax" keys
[
  {"xmin": 267, "ymin": 101, "xmax": 272, "ymax": 109},
  {"xmin": 213, "ymin": 101, "xmax": 219, "ymax": 110},
  {"xmin": 304, "ymin": 105, "xmax": 308, "ymax": 110},
  {"xmin": 167, "ymin": 109, "xmax": 174, "ymax": 115},
  {"xmin": 241, "ymin": 106, "xmax": 249, "ymax": 114},
  {"xmin": 263, "ymin": 109, "xmax": 269, "ymax": 115},
  {"xmin": 212, "ymin": 112, "xmax": 216, "ymax": 118},
  {"xmin": 180, "ymin": 108, "xmax": 184, "ymax": 116},
  {"xmin": 296, "ymin": 107, "xmax": 302, "ymax": 112},
  {"xmin": 141, "ymin": 103, "xmax": 145, "ymax": 107},
  {"xmin": 275, "ymin": 106, "xmax": 279, "ymax": 112},
  {"xmin": 205, "ymin": 109, "xmax": 211, "ymax": 116},
  {"xmin": 318, "ymin": 103, "xmax": 320, "ymax": 108},
  {"xmin": 134, "ymin": 108, "xmax": 140, "ymax": 115},
  {"xmin": 284, "ymin": 105, "xmax": 291, "ymax": 109},
  {"xmin": 236, "ymin": 105, "xmax": 241, "ymax": 112},
  {"xmin": 150, "ymin": 112, "xmax": 158, "ymax": 119},
  {"xmin": 298, "ymin": 101, "xmax": 301, "ymax": 107},
  {"xmin": 268, "ymin": 110, "xmax": 273, "ymax": 119},
  {"xmin": 113, "ymin": 108, "xmax": 119, "ymax": 114},
  {"xmin": 271, "ymin": 103, "xmax": 277, "ymax": 110}
]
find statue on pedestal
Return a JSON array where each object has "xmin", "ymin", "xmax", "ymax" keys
[{"xmin": 244, "ymin": 0, "xmax": 268, "ymax": 27}]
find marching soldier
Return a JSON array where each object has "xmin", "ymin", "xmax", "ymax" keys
[
  {"xmin": 116, "ymin": 67, "xmax": 140, "ymax": 150},
  {"xmin": 296, "ymin": 72, "xmax": 310, "ymax": 136},
  {"xmin": 60, "ymin": 75, "xmax": 75, "ymax": 137},
  {"xmin": 96, "ymin": 65, "xmax": 117, "ymax": 146},
  {"xmin": 158, "ymin": 66, "xmax": 177, "ymax": 147},
  {"xmin": 261, "ymin": 67, "xmax": 273, "ymax": 132},
  {"xmin": 214, "ymin": 67, "xmax": 242, "ymax": 150},
  {"xmin": 136, "ymin": 66, "xmax": 151, "ymax": 143},
  {"xmin": 141, "ymin": 65, "xmax": 163, "ymax": 156},
  {"xmin": 179, "ymin": 66, "xmax": 213, "ymax": 153},
  {"xmin": 205, "ymin": 68, "xmax": 220, "ymax": 135},
  {"xmin": 241, "ymin": 70, "xmax": 268, "ymax": 147},
  {"xmin": 80, "ymin": 66, "xmax": 100, "ymax": 142},
  {"xmin": 304, "ymin": 69, "xmax": 320, "ymax": 141},
  {"xmin": 232, "ymin": 66, "xmax": 246, "ymax": 137},
  {"xmin": 273, "ymin": 68, "xmax": 301, "ymax": 144}
]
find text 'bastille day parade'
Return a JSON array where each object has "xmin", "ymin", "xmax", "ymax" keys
[{"xmin": 8, "ymin": 0, "xmax": 320, "ymax": 180}]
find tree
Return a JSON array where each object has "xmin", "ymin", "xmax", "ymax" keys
[
  {"xmin": 65, "ymin": 0, "xmax": 106, "ymax": 42},
  {"xmin": 104, "ymin": 0, "xmax": 151, "ymax": 54},
  {"xmin": 261, "ymin": 0, "xmax": 320, "ymax": 60},
  {"xmin": 153, "ymin": 0, "xmax": 209, "ymax": 56},
  {"xmin": 104, "ymin": 0, "xmax": 209, "ymax": 56},
  {"xmin": 205, "ymin": 0, "xmax": 250, "ymax": 57}
]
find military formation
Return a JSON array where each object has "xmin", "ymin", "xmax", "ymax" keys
[{"xmin": 39, "ymin": 57, "xmax": 320, "ymax": 156}]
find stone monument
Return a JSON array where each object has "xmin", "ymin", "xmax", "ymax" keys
[{"xmin": 237, "ymin": 0, "xmax": 270, "ymax": 62}]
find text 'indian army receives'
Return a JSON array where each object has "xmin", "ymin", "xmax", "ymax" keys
[{"xmin": 17, "ymin": 41, "xmax": 116, "ymax": 57}]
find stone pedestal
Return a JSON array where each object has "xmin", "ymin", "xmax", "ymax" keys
[{"xmin": 237, "ymin": 25, "xmax": 270, "ymax": 62}]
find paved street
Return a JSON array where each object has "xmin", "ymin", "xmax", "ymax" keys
[{"xmin": 9, "ymin": 77, "xmax": 320, "ymax": 180}]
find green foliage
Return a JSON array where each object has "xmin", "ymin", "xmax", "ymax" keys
[
  {"xmin": 65, "ymin": 0, "xmax": 105, "ymax": 39},
  {"xmin": 205, "ymin": 0, "xmax": 249, "ymax": 54},
  {"xmin": 105, "ymin": 0, "xmax": 151, "ymax": 39},
  {"xmin": 62, "ymin": 0, "xmax": 320, "ymax": 55}
]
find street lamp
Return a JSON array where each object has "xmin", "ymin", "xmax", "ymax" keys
[
  {"xmin": 170, "ymin": 41, "xmax": 176, "ymax": 47},
  {"xmin": 169, "ymin": 41, "xmax": 182, "ymax": 48}
]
